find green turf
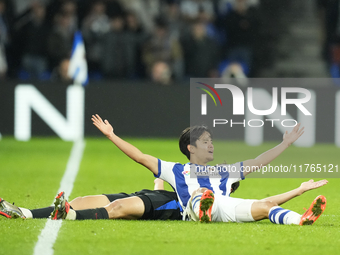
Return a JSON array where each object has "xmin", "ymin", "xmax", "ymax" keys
[
  {"xmin": 1, "ymin": 137, "xmax": 340, "ymax": 255},
  {"xmin": 0, "ymin": 138, "xmax": 73, "ymax": 254}
]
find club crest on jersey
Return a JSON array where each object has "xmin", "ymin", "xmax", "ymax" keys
[{"xmin": 182, "ymin": 170, "xmax": 190, "ymax": 176}]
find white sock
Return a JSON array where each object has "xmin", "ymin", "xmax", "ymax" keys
[
  {"xmin": 19, "ymin": 207, "xmax": 33, "ymax": 219},
  {"xmin": 65, "ymin": 209, "xmax": 76, "ymax": 220},
  {"xmin": 269, "ymin": 206, "xmax": 301, "ymax": 225}
]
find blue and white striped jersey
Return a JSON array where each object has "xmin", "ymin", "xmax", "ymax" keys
[{"xmin": 154, "ymin": 159, "xmax": 245, "ymax": 210}]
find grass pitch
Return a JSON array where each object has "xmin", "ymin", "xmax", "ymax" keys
[{"xmin": 1, "ymin": 137, "xmax": 339, "ymax": 255}]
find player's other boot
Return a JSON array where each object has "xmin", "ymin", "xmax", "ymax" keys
[
  {"xmin": 199, "ymin": 190, "xmax": 214, "ymax": 223},
  {"xmin": 51, "ymin": 192, "xmax": 70, "ymax": 220},
  {"xmin": 0, "ymin": 198, "xmax": 25, "ymax": 219},
  {"xmin": 299, "ymin": 195, "xmax": 327, "ymax": 225}
]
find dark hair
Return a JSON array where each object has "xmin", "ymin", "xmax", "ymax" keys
[
  {"xmin": 230, "ymin": 181, "xmax": 240, "ymax": 193},
  {"xmin": 179, "ymin": 125, "xmax": 212, "ymax": 160}
]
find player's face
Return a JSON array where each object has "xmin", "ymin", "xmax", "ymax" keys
[{"xmin": 192, "ymin": 131, "xmax": 214, "ymax": 164}]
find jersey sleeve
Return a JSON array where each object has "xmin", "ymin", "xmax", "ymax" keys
[{"xmin": 154, "ymin": 159, "xmax": 177, "ymax": 184}]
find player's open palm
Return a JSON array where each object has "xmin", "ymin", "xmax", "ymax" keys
[
  {"xmin": 299, "ymin": 179, "xmax": 328, "ymax": 194},
  {"xmin": 283, "ymin": 123, "xmax": 304, "ymax": 146},
  {"xmin": 92, "ymin": 114, "xmax": 114, "ymax": 138}
]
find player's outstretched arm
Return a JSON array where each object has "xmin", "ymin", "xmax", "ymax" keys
[
  {"xmin": 242, "ymin": 123, "xmax": 304, "ymax": 176},
  {"xmin": 262, "ymin": 179, "xmax": 328, "ymax": 205},
  {"xmin": 92, "ymin": 114, "xmax": 158, "ymax": 175}
]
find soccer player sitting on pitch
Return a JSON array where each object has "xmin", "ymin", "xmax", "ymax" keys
[
  {"xmin": 85, "ymin": 114, "xmax": 327, "ymax": 225},
  {"xmin": 2, "ymin": 115, "xmax": 326, "ymax": 224},
  {"xmin": 0, "ymin": 178, "xmax": 183, "ymax": 220},
  {"xmin": 0, "ymin": 178, "xmax": 326, "ymax": 222}
]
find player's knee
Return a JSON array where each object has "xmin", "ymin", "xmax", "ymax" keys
[
  {"xmin": 263, "ymin": 201, "xmax": 278, "ymax": 214},
  {"xmin": 106, "ymin": 200, "xmax": 124, "ymax": 218},
  {"xmin": 251, "ymin": 200, "xmax": 279, "ymax": 220}
]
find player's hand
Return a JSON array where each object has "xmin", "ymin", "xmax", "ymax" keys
[
  {"xmin": 283, "ymin": 123, "xmax": 304, "ymax": 146},
  {"xmin": 298, "ymin": 179, "xmax": 328, "ymax": 195},
  {"xmin": 92, "ymin": 114, "xmax": 114, "ymax": 138}
]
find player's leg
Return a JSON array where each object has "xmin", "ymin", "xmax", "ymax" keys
[
  {"xmin": 134, "ymin": 190, "xmax": 182, "ymax": 220},
  {"xmin": 104, "ymin": 196, "xmax": 145, "ymax": 219},
  {"xmin": 52, "ymin": 192, "xmax": 145, "ymax": 220},
  {"xmin": 248, "ymin": 200, "xmax": 279, "ymax": 221},
  {"xmin": 237, "ymin": 195, "xmax": 327, "ymax": 225},
  {"xmin": 53, "ymin": 190, "xmax": 182, "ymax": 221},
  {"xmin": 234, "ymin": 199, "xmax": 303, "ymax": 224},
  {"xmin": 1, "ymin": 193, "xmax": 120, "ymax": 219},
  {"xmin": 250, "ymin": 179, "xmax": 328, "ymax": 225},
  {"xmin": 78, "ymin": 191, "xmax": 180, "ymax": 220},
  {"xmin": 104, "ymin": 190, "xmax": 181, "ymax": 220},
  {"xmin": 69, "ymin": 195, "xmax": 111, "ymax": 210},
  {"xmin": 234, "ymin": 179, "xmax": 328, "ymax": 224},
  {"xmin": 25, "ymin": 194, "xmax": 111, "ymax": 218}
]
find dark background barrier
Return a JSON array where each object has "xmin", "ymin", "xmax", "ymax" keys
[
  {"xmin": 0, "ymin": 81, "xmax": 190, "ymax": 138},
  {"xmin": 1, "ymin": 81, "xmax": 340, "ymax": 143}
]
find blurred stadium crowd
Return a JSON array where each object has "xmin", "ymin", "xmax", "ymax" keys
[
  {"xmin": 0, "ymin": 0, "xmax": 264, "ymax": 84},
  {"xmin": 317, "ymin": 0, "xmax": 340, "ymax": 79},
  {"xmin": 0, "ymin": 0, "xmax": 338, "ymax": 84}
]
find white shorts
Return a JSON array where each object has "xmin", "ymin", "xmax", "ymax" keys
[{"xmin": 211, "ymin": 194, "xmax": 256, "ymax": 222}]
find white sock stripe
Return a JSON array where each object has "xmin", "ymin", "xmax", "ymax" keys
[
  {"xmin": 269, "ymin": 206, "xmax": 302, "ymax": 225},
  {"xmin": 268, "ymin": 206, "xmax": 283, "ymax": 223},
  {"xmin": 275, "ymin": 209, "xmax": 289, "ymax": 224},
  {"xmin": 192, "ymin": 194, "xmax": 202, "ymax": 210},
  {"xmin": 269, "ymin": 207, "xmax": 289, "ymax": 224}
]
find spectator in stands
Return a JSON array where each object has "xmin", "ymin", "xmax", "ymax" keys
[
  {"xmin": 161, "ymin": 0, "xmax": 188, "ymax": 40},
  {"xmin": 60, "ymin": 0, "xmax": 78, "ymax": 32},
  {"xmin": 47, "ymin": 12, "xmax": 76, "ymax": 71},
  {"xmin": 223, "ymin": 0, "xmax": 259, "ymax": 69},
  {"xmin": 179, "ymin": 0, "xmax": 220, "ymax": 44},
  {"xmin": 82, "ymin": 0, "xmax": 110, "ymax": 73},
  {"xmin": 142, "ymin": 17, "xmax": 184, "ymax": 80},
  {"xmin": 151, "ymin": 61, "xmax": 172, "ymax": 85},
  {"xmin": 180, "ymin": 0, "xmax": 215, "ymax": 22},
  {"xmin": 101, "ymin": 15, "xmax": 136, "ymax": 78},
  {"xmin": 50, "ymin": 57, "xmax": 72, "ymax": 83},
  {"xmin": 181, "ymin": 21, "xmax": 220, "ymax": 78},
  {"xmin": 125, "ymin": 11, "xmax": 149, "ymax": 78},
  {"xmin": 126, "ymin": 11, "xmax": 145, "ymax": 36},
  {"xmin": 46, "ymin": 0, "xmax": 77, "ymax": 28},
  {"xmin": 121, "ymin": 0, "xmax": 160, "ymax": 33},
  {"xmin": 21, "ymin": 2, "xmax": 49, "ymax": 80}
]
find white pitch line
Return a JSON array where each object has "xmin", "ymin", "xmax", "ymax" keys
[{"xmin": 33, "ymin": 139, "xmax": 85, "ymax": 255}]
